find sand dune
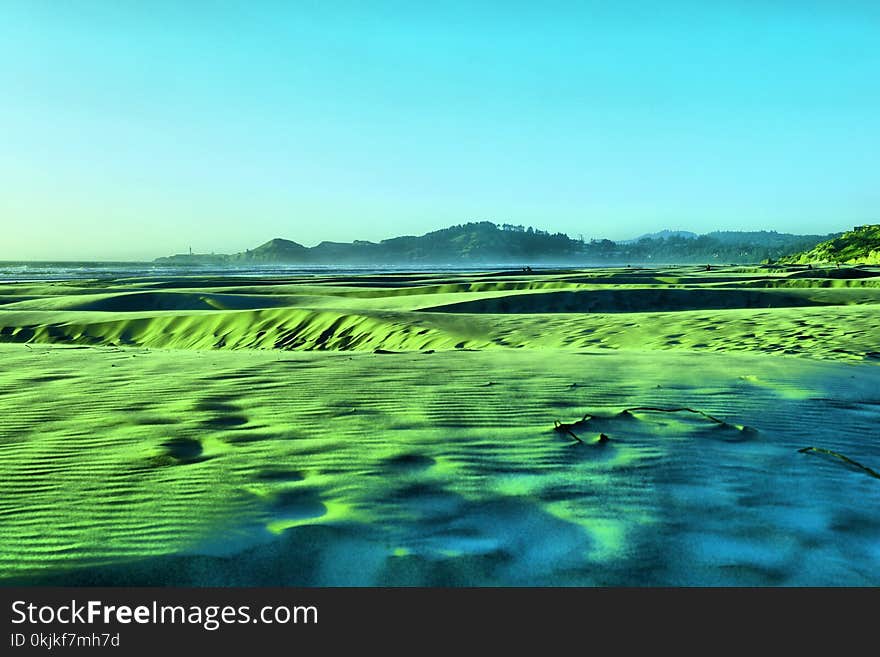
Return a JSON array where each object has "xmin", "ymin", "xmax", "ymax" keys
[
  {"xmin": 0, "ymin": 266, "xmax": 878, "ymax": 360},
  {"xmin": 0, "ymin": 290, "xmax": 305, "ymax": 312},
  {"xmin": 418, "ymin": 287, "xmax": 880, "ymax": 313},
  {"xmin": 0, "ymin": 265, "xmax": 878, "ymax": 585}
]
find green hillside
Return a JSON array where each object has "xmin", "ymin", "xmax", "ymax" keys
[{"xmin": 778, "ymin": 225, "xmax": 880, "ymax": 265}]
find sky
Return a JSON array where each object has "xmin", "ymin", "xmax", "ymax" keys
[{"xmin": 1, "ymin": 1, "xmax": 879, "ymax": 260}]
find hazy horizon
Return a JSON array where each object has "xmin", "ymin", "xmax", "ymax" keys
[
  {"xmin": 0, "ymin": 220, "xmax": 856, "ymax": 264},
  {"xmin": 2, "ymin": 1, "xmax": 878, "ymax": 260}
]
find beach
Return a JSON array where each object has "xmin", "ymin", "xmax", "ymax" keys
[{"xmin": 1, "ymin": 265, "xmax": 878, "ymax": 585}]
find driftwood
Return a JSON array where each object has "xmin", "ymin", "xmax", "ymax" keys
[
  {"xmin": 798, "ymin": 446, "xmax": 880, "ymax": 480},
  {"xmin": 554, "ymin": 405, "xmax": 753, "ymax": 446},
  {"xmin": 553, "ymin": 414, "xmax": 593, "ymax": 445},
  {"xmin": 619, "ymin": 406, "xmax": 727, "ymax": 425}
]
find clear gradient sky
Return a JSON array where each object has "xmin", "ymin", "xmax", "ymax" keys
[{"xmin": 1, "ymin": 1, "xmax": 878, "ymax": 260}]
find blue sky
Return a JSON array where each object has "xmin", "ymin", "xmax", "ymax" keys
[{"xmin": 1, "ymin": 1, "xmax": 878, "ymax": 259}]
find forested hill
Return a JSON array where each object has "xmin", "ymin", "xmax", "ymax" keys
[
  {"xmin": 156, "ymin": 221, "xmax": 834, "ymax": 265},
  {"xmin": 778, "ymin": 225, "xmax": 880, "ymax": 265}
]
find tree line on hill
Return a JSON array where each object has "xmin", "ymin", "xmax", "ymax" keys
[{"xmin": 156, "ymin": 221, "xmax": 841, "ymax": 266}]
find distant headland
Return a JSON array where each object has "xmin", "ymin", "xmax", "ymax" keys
[{"xmin": 156, "ymin": 221, "xmax": 863, "ymax": 266}]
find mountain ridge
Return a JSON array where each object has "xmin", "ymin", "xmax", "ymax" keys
[{"xmin": 156, "ymin": 221, "xmax": 837, "ymax": 266}]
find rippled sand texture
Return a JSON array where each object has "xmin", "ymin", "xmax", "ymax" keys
[{"xmin": 0, "ymin": 265, "xmax": 878, "ymax": 585}]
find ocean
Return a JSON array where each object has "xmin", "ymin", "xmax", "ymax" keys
[{"xmin": 0, "ymin": 261, "xmax": 544, "ymax": 283}]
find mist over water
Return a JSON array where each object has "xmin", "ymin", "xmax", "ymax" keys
[{"xmin": 0, "ymin": 262, "xmax": 563, "ymax": 283}]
